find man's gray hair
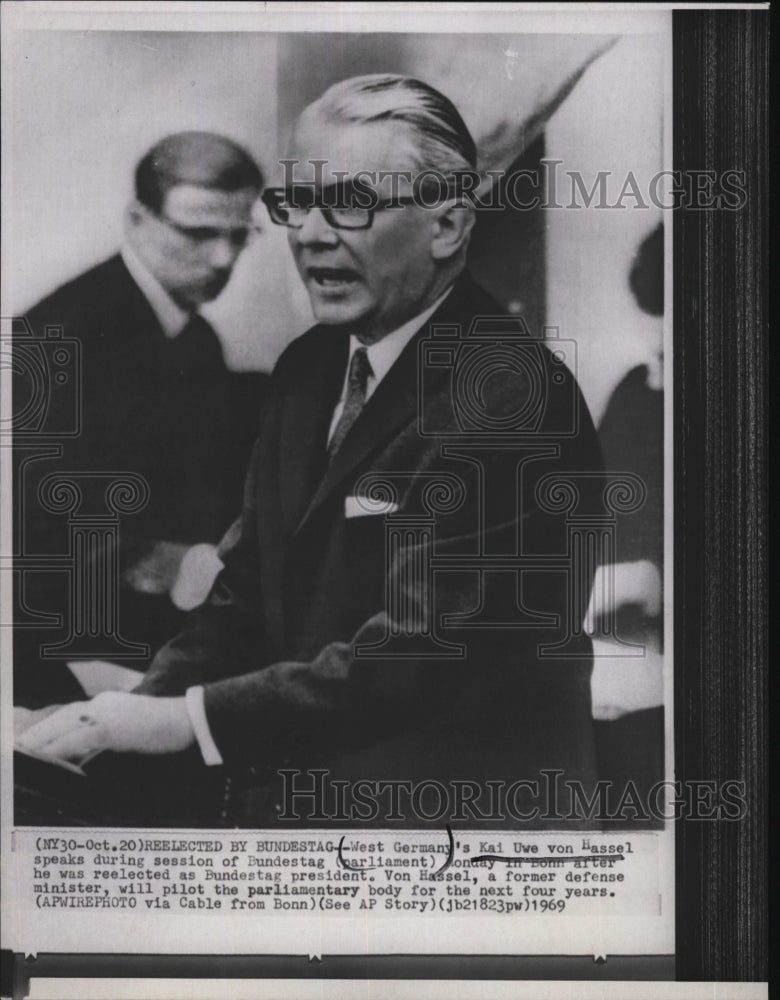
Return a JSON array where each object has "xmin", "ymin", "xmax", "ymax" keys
[{"xmin": 305, "ymin": 74, "xmax": 477, "ymax": 175}]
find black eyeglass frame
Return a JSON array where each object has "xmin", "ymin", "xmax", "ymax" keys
[{"xmin": 261, "ymin": 186, "xmax": 422, "ymax": 231}]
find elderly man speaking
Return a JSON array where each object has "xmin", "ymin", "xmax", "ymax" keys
[{"xmin": 19, "ymin": 76, "xmax": 604, "ymax": 829}]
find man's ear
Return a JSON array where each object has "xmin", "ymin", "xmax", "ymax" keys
[
  {"xmin": 430, "ymin": 202, "xmax": 476, "ymax": 261},
  {"xmin": 124, "ymin": 200, "xmax": 147, "ymax": 234}
]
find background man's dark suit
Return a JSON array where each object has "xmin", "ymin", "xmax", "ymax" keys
[
  {"xmin": 138, "ymin": 274, "xmax": 604, "ymax": 828},
  {"xmin": 15, "ymin": 254, "xmax": 266, "ymax": 705}
]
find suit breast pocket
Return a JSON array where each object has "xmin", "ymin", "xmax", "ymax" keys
[
  {"xmin": 343, "ymin": 511, "xmax": 388, "ymax": 562},
  {"xmin": 340, "ymin": 513, "xmax": 390, "ymax": 610}
]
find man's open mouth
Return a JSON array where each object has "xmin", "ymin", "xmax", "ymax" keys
[{"xmin": 309, "ymin": 267, "xmax": 359, "ymax": 288}]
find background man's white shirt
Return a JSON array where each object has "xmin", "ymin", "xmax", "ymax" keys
[{"xmin": 120, "ymin": 244, "xmax": 190, "ymax": 338}]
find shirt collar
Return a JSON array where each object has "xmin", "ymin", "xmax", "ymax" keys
[
  {"xmin": 121, "ymin": 244, "xmax": 191, "ymax": 338},
  {"xmin": 346, "ymin": 286, "xmax": 454, "ymax": 391}
]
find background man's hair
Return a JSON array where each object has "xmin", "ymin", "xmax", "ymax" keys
[
  {"xmin": 307, "ymin": 74, "xmax": 477, "ymax": 175},
  {"xmin": 135, "ymin": 131, "xmax": 263, "ymax": 214},
  {"xmin": 629, "ymin": 223, "xmax": 664, "ymax": 317}
]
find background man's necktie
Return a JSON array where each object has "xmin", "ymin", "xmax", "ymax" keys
[{"xmin": 327, "ymin": 346, "xmax": 373, "ymax": 457}]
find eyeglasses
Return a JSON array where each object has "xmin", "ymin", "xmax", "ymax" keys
[
  {"xmin": 261, "ymin": 186, "xmax": 419, "ymax": 231},
  {"xmin": 155, "ymin": 210, "xmax": 262, "ymax": 248}
]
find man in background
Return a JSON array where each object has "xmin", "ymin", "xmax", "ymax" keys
[
  {"xmin": 588, "ymin": 222, "xmax": 665, "ymax": 821},
  {"xmin": 14, "ymin": 131, "xmax": 267, "ymax": 707}
]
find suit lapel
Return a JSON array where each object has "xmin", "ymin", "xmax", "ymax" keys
[
  {"xmin": 278, "ymin": 328, "xmax": 349, "ymax": 535},
  {"xmin": 106, "ymin": 256, "xmax": 173, "ymax": 373}
]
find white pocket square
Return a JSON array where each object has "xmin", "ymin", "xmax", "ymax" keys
[{"xmin": 344, "ymin": 495, "xmax": 399, "ymax": 518}]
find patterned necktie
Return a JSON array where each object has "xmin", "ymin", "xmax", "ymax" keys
[{"xmin": 327, "ymin": 346, "xmax": 373, "ymax": 457}]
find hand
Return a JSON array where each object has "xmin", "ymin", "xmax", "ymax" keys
[
  {"xmin": 590, "ymin": 644, "xmax": 664, "ymax": 720},
  {"xmin": 124, "ymin": 541, "xmax": 191, "ymax": 595},
  {"xmin": 585, "ymin": 559, "xmax": 662, "ymax": 630},
  {"xmin": 15, "ymin": 704, "xmax": 63, "ymax": 738},
  {"xmin": 170, "ymin": 543, "xmax": 223, "ymax": 611},
  {"xmin": 15, "ymin": 691, "xmax": 195, "ymax": 763}
]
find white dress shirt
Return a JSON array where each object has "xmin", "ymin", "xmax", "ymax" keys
[
  {"xmin": 187, "ymin": 285, "xmax": 454, "ymax": 766},
  {"xmin": 120, "ymin": 244, "xmax": 190, "ymax": 338},
  {"xmin": 327, "ymin": 287, "xmax": 453, "ymax": 444}
]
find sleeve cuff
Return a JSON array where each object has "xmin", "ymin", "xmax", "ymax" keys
[{"xmin": 185, "ymin": 685, "xmax": 224, "ymax": 766}]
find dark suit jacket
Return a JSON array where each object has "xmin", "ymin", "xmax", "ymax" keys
[
  {"xmin": 14, "ymin": 255, "xmax": 266, "ymax": 693},
  {"xmin": 138, "ymin": 273, "xmax": 605, "ymax": 828}
]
